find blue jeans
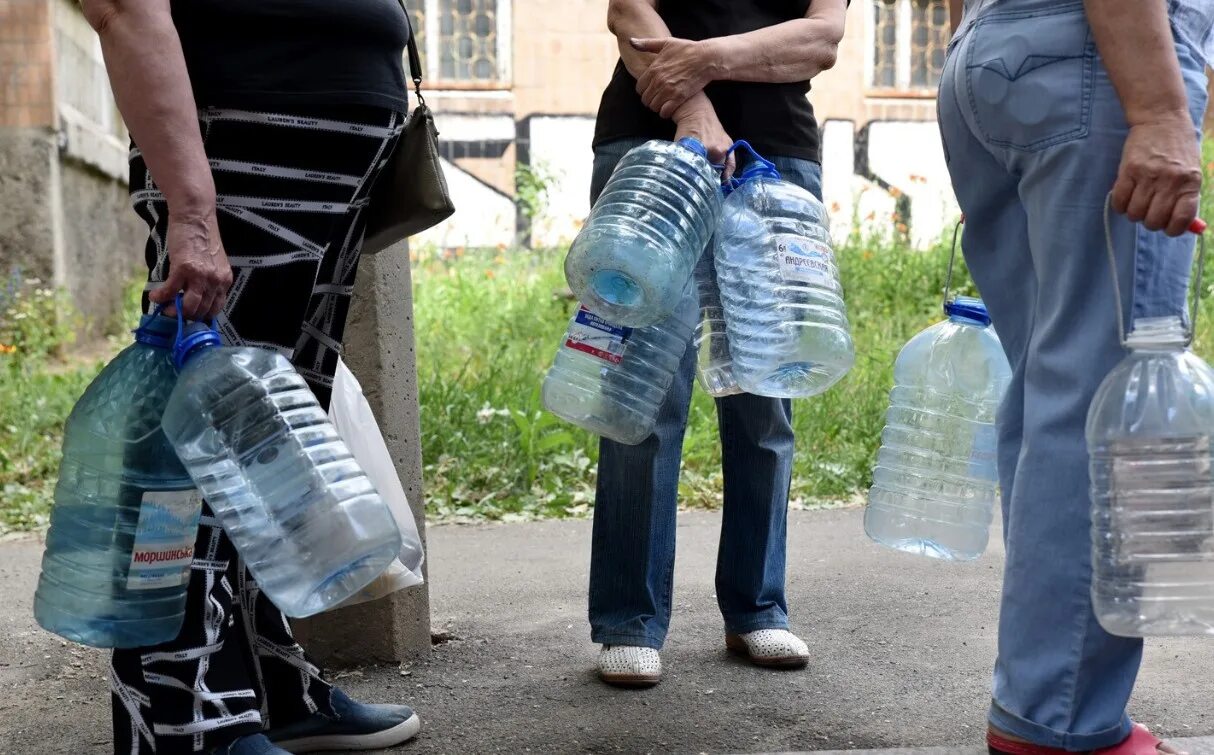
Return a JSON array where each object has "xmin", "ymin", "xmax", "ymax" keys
[
  {"xmin": 586, "ymin": 137, "xmax": 823, "ymax": 649},
  {"xmin": 939, "ymin": 2, "xmax": 1208, "ymax": 749}
]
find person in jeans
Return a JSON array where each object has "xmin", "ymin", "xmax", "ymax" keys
[
  {"xmin": 588, "ymin": 0, "xmax": 848, "ymax": 687},
  {"xmin": 940, "ymin": 0, "xmax": 1209, "ymax": 752},
  {"xmin": 80, "ymin": 1, "xmax": 421, "ymax": 752}
]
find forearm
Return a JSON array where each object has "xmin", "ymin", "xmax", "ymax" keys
[
  {"xmin": 608, "ymin": 0, "xmax": 672, "ymax": 81},
  {"xmin": 700, "ymin": 7, "xmax": 847, "ymax": 84},
  {"xmin": 83, "ymin": 0, "xmax": 214, "ymax": 216},
  {"xmin": 1085, "ymin": 0, "xmax": 1188, "ymax": 126}
]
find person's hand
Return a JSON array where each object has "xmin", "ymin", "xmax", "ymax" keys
[
  {"xmin": 149, "ymin": 210, "xmax": 232, "ymax": 320},
  {"xmin": 632, "ymin": 37, "xmax": 713, "ymax": 120},
  {"xmin": 1111, "ymin": 111, "xmax": 1202, "ymax": 237},
  {"xmin": 673, "ymin": 94, "xmax": 736, "ymax": 180}
]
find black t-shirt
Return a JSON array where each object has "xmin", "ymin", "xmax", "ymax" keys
[
  {"xmin": 594, "ymin": 0, "xmax": 825, "ymax": 162},
  {"xmin": 171, "ymin": 0, "xmax": 410, "ymax": 112}
]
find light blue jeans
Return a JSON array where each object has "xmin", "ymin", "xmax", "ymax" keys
[
  {"xmin": 939, "ymin": 1, "xmax": 1208, "ymax": 749},
  {"xmin": 587, "ymin": 137, "xmax": 823, "ymax": 649}
]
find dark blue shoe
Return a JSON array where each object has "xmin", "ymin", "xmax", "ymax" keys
[
  {"xmin": 266, "ymin": 687, "xmax": 421, "ymax": 752},
  {"xmin": 211, "ymin": 734, "xmax": 291, "ymax": 755}
]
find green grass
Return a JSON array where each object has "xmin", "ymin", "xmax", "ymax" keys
[
  {"xmin": 0, "ymin": 271, "xmax": 113, "ymax": 533},
  {"xmin": 6, "ymin": 180, "xmax": 1214, "ymax": 533},
  {"xmin": 0, "ymin": 364, "xmax": 97, "ymax": 532},
  {"xmin": 412, "ymin": 230, "xmax": 981, "ymax": 521}
]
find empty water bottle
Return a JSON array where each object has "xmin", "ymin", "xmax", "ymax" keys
[
  {"xmin": 865, "ymin": 297, "xmax": 1011, "ymax": 561},
  {"xmin": 564, "ymin": 138, "xmax": 722, "ymax": 328},
  {"xmin": 160, "ymin": 325, "xmax": 401, "ymax": 618},
  {"xmin": 543, "ymin": 292, "xmax": 696, "ymax": 445},
  {"xmin": 693, "ymin": 246, "xmax": 741, "ymax": 397},
  {"xmin": 715, "ymin": 144, "xmax": 854, "ymax": 398},
  {"xmin": 1088, "ymin": 316, "xmax": 1214, "ymax": 636},
  {"xmin": 35, "ymin": 313, "xmax": 203, "ymax": 648}
]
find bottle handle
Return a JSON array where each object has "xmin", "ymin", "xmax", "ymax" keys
[
  {"xmin": 942, "ymin": 216, "xmax": 965, "ymax": 314},
  {"xmin": 1102, "ymin": 193, "xmax": 1206, "ymax": 348},
  {"xmin": 725, "ymin": 140, "xmax": 781, "ymax": 179},
  {"xmin": 130, "ymin": 300, "xmax": 176, "ymax": 345},
  {"xmin": 168, "ymin": 292, "xmax": 220, "ymax": 364},
  {"xmin": 173, "ymin": 293, "xmax": 187, "ymax": 347},
  {"xmin": 132, "ymin": 300, "xmax": 170, "ymax": 334}
]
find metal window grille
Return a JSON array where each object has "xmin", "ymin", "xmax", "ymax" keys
[
  {"xmin": 870, "ymin": 0, "xmax": 949, "ymax": 90},
  {"xmin": 404, "ymin": 0, "xmax": 511, "ymax": 86},
  {"xmin": 910, "ymin": 0, "xmax": 950, "ymax": 88},
  {"xmin": 872, "ymin": 0, "xmax": 899, "ymax": 88}
]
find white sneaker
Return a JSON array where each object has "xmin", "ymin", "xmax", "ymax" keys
[
  {"xmin": 598, "ymin": 645, "xmax": 662, "ymax": 687},
  {"xmin": 726, "ymin": 629, "xmax": 810, "ymax": 669}
]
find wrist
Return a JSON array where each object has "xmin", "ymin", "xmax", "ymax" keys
[
  {"xmin": 698, "ymin": 37, "xmax": 729, "ymax": 81},
  {"xmin": 168, "ymin": 205, "xmax": 217, "ymax": 232},
  {"xmin": 673, "ymin": 92, "xmax": 712, "ymax": 123},
  {"xmin": 1126, "ymin": 104, "xmax": 1192, "ymax": 129},
  {"xmin": 160, "ymin": 157, "xmax": 217, "ymax": 216},
  {"xmin": 165, "ymin": 184, "xmax": 217, "ymax": 220}
]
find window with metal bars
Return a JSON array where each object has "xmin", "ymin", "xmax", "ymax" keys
[
  {"xmin": 869, "ymin": 0, "xmax": 950, "ymax": 92},
  {"xmin": 403, "ymin": 0, "xmax": 512, "ymax": 87}
]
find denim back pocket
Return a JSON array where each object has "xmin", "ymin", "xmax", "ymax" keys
[{"xmin": 964, "ymin": 2, "xmax": 1095, "ymax": 152}]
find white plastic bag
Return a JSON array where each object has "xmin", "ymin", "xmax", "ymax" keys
[{"xmin": 328, "ymin": 357, "xmax": 424, "ymax": 610}]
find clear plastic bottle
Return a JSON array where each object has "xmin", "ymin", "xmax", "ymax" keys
[
  {"xmin": 1088, "ymin": 316, "xmax": 1214, "ymax": 636},
  {"xmin": 714, "ymin": 157, "xmax": 854, "ymax": 398},
  {"xmin": 564, "ymin": 138, "xmax": 722, "ymax": 328},
  {"xmin": 34, "ymin": 314, "xmax": 202, "ymax": 648},
  {"xmin": 865, "ymin": 297, "xmax": 1011, "ymax": 561},
  {"xmin": 542, "ymin": 291, "xmax": 696, "ymax": 445},
  {"xmin": 160, "ymin": 331, "xmax": 401, "ymax": 618},
  {"xmin": 692, "ymin": 245, "xmax": 741, "ymax": 397}
]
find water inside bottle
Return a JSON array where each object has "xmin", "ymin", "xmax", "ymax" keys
[{"xmin": 1088, "ymin": 316, "xmax": 1214, "ymax": 635}]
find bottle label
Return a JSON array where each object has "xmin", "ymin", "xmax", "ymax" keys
[
  {"xmin": 565, "ymin": 306, "xmax": 632, "ymax": 365},
  {"xmin": 775, "ymin": 234, "xmax": 834, "ymax": 287},
  {"xmin": 127, "ymin": 490, "xmax": 202, "ymax": 591}
]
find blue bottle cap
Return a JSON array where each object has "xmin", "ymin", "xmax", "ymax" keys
[
  {"xmin": 172, "ymin": 329, "xmax": 222, "ymax": 370},
  {"xmin": 738, "ymin": 159, "xmax": 781, "ymax": 183},
  {"xmin": 676, "ymin": 137, "xmax": 708, "ymax": 158},
  {"xmin": 163, "ymin": 293, "xmax": 224, "ymax": 369},
  {"xmin": 944, "ymin": 296, "xmax": 991, "ymax": 326}
]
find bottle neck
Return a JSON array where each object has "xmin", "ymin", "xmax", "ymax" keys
[
  {"xmin": 133, "ymin": 314, "xmax": 177, "ymax": 350},
  {"xmin": 943, "ymin": 296, "xmax": 991, "ymax": 327},
  {"xmin": 172, "ymin": 331, "xmax": 222, "ymax": 371},
  {"xmin": 948, "ymin": 313, "xmax": 988, "ymax": 328},
  {"xmin": 1125, "ymin": 316, "xmax": 1187, "ymax": 351}
]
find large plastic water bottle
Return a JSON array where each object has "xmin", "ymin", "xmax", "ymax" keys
[
  {"xmin": 692, "ymin": 246, "xmax": 741, "ymax": 397},
  {"xmin": 564, "ymin": 138, "xmax": 722, "ymax": 328},
  {"xmin": 865, "ymin": 297, "xmax": 1011, "ymax": 561},
  {"xmin": 160, "ymin": 327, "xmax": 401, "ymax": 618},
  {"xmin": 543, "ymin": 291, "xmax": 696, "ymax": 445},
  {"xmin": 714, "ymin": 146, "xmax": 854, "ymax": 398},
  {"xmin": 34, "ymin": 313, "xmax": 203, "ymax": 648},
  {"xmin": 1088, "ymin": 315, "xmax": 1214, "ymax": 636}
]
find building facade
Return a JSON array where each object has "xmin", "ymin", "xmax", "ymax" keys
[
  {"xmin": 2, "ymin": 0, "xmax": 1060, "ymax": 338},
  {"xmin": 412, "ymin": 0, "xmax": 959, "ymax": 250}
]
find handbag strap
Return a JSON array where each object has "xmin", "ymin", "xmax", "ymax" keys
[{"xmin": 397, "ymin": 0, "xmax": 425, "ymax": 105}]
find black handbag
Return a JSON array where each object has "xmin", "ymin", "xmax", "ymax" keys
[{"xmin": 362, "ymin": 3, "xmax": 455, "ymax": 255}]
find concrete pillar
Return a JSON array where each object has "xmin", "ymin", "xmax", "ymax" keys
[{"xmin": 294, "ymin": 240, "xmax": 432, "ymax": 666}]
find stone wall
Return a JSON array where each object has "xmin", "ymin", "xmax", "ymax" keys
[
  {"xmin": 0, "ymin": 0, "xmax": 143, "ymax": 339},
  {"xmin": 0, "ymin": 130, "xmax": 58, "ymax": 283}
]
